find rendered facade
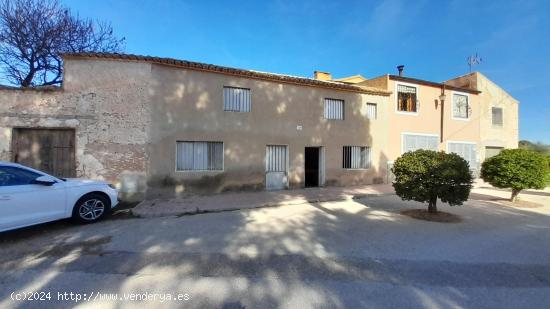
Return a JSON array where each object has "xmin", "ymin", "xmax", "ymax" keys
[{"xmin": 0, "ymin": 53, "xmax": 519, "ymax": 200}]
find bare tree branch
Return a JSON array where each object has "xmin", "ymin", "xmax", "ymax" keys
[{"xmin": 0, "ymin": 0, "xmax": 124, "ymax": 87}]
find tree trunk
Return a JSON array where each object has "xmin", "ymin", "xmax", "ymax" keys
[
  {"xmin": 428, "ymin": 198, "xmax": 438, "ymax": 213},
  {"xmin": 510, "ymin": 189, "xmax": 521, "ymax": 202}
]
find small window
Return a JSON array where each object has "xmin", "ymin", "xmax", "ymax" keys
[
  {"xmin": 453, "ymin": 93, "xmax": 469, "ymax": 119},
  {"xmin": 223, "ymin": 87, "xmax": 251, "ymax": 112},
  {"xmin": 343, "ymin": 146, "xmax": 371, "ymax": 169},
  {"xmin": 176, "ymin": 142, "xmax": 223, "ymax": 171},
  {"xmin": 324, "ymin": 98, "xmax": 344, "ymax": 120},
  {"xmin": 492, "ymin": 107, "xmax": 503, "ymax": 127},
  {"xmin": 397, "ymin": 85, "xmax": 417, "ymax": 112},
  {"xmin": 485, "ymin": 146, "xmax": 503, "ymax": 159},
  {"xmin": 0, "ymin": 166, "xmax": 41, "ymax": 186},
  {"xmin": 366, "ymin": 103, "xmax": 377, "ymax": 119}
]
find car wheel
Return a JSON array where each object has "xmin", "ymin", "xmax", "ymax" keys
[{"xmin": 72, "ymin": 193, "xmax": 111, "ymax": 224}]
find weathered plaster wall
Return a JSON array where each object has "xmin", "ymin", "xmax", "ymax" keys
[
  {"xmin": 146, "ymin": 63, "xmax": 390, "ymax": 198},
  {"xmin": 0, "ymin": 58, "xmax": 152, "ymax": 201},
  {"xmin": 446, "ymin": 72, "xmax": 519, "ymax": 161}
]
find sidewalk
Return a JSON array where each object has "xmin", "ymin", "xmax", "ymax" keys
[{"xmin": 132, "ymin": 184, "xmax": 395, "ymax": 218}]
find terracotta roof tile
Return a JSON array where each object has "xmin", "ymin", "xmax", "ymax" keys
[{"xmin": 62, "ymin": 52, "xmax": 391, "ymax": 96}]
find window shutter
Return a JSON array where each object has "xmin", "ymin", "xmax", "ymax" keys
[
  {"xmin": 324, "ymin": 99, "xmax": 344, "ymax": 119},
  {"xmin": 224, "ymin": 87, "xmax": 251, "ymax": 112}
]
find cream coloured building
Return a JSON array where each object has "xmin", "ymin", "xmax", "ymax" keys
[{"xmin": 0, "ymin": 53, "xmax": 519, "ymax": 200}]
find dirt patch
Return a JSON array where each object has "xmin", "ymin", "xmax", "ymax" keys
[
  {"xmin": 400, "ymin": 209, "xmax": 462, "ymax": 223},
  {"xmin": 491, "ymin": 199, "xmax": 544, "ymax": 209}
]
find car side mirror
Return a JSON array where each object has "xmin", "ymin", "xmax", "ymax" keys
[{"xmin": 34, "ymin": 175, "xmax": 57, "ymax": 186}]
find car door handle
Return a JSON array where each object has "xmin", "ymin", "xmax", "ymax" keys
[{"xmin": 0, "ymin": 196, "xmax": 11, "ymax": 201}]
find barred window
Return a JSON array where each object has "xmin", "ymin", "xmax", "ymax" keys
[
  {"xmin": 397, "ymin": 85, "xmax": 417, "ymax": 112},
  {"xmin": 176, "ymin": 142, "xmax": 223, "ymax": 171},
  {"xmin": 324, "ymin": 98, "xmax": 344, "ymax": 120},
  {"xmin": 223, "ymin": 87, "xmax": 251, "ymax": 112},
  {"xmin": 453, "ymin": 94, "xmax": 469, "ymax": 119},
  {"xmin": 343, "ymin": 146, "xmax": 371, "ymax": 169},
  {"xmin": 492, "ymin": 107, "xmax": 503, "ymax": 126},
  {"xmin": 366, "ymin": 103, "xmax": 377, "ymax": 119}
]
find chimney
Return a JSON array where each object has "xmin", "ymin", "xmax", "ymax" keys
[
  {"xmin": 314, "ymin": 71, "xmax": 332, "ymax": 81},
  {"xmin": 397, "ymin": 65, "xmax": 404, "ymax": 77}
]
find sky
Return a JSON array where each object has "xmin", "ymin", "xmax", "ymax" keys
[{"xmin": 64, "ymin": 0, "xmax": 550, "ymax": 143}]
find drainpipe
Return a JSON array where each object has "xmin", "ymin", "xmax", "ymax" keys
[{"xmin": 439, "ymin": 85, "xmax": 446, "ymax": 143}]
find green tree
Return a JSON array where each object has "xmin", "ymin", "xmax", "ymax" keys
[
  {"xmin": 392, "ymin": 150, "xmax": 473, "ymax": 213},
  {"xmin": 518, "ymin": 140, "xmax": 550, "ymax": 155},
  {"xmin": 481, "ymin": 149, "xmax": 550, "ymax": 201}
]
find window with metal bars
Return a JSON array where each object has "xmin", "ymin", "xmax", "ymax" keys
[
  {"xmin": 324, "ymin": 98, "xmax": 344, "ymax": 120},
  {"xmin": 343, "ymin": 146, "xmax": 371, "ymax": 169},
  {"xmin": 176, "ymin": 142, "xmax": 223, "ymax": 171},
  {"xmin": 453, "ymin": 94, "xmax": 469, "ymax": 119},
  {"xmin": 397, "ymin": 85, "xmax": 417, "ymax": 112},
  {"xmin": 223, "ymin": 87, "xmax": 251, "ymax": 112}
]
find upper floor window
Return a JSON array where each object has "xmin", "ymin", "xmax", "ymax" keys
[
  {"xmin": 492, "ymin": 107, "xmax": 503, "ymax": 127},
  {"xmin": 452, "ymin": 93, "xmax": 469, "ymax": 119},
  {"xmin": 343, "ymin": 146, "xmax": 371, "ymax": 169},
  {"xmin": 397, "ymin": 84, "xmax": 417, "ymax": 113},
  {"xmin": 176, "ymin": 141, "xmax": 224, "ymax": 171},
  {"xmin": 324, "ymin": 98, "xmax": 344, "ymax": 120},
  {"xmin": 223, "ymin": 86, "xmax": 251, "ymax": 112},
  {"xmin": 366, "ymin": 103, "xmax": 377, "ymax": 119}
]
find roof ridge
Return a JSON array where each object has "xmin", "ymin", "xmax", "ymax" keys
[{"xmin": 61, "ymin": 52, "xmax": 391, "ymax": 96}]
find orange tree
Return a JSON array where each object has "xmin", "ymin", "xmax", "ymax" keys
[
  {"xmin": 392, "ymin": 150, "xmax": 473, "ymax": 213},
  {"xmin": 481, "ymin": 149, "xmax": 550, "ymax": 201}
]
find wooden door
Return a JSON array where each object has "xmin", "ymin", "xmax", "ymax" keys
[{"xmin": 12, "ymin": 128, "xmax": 76, "ymax": 178}]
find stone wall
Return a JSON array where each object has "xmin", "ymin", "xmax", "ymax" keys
[{"xmin": 0, "ymin": 59, "xmax": 152, "ymax": 201}]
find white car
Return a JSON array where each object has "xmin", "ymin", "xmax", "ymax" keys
[{"xmin": 0, "ymin": 161, "xmax": 119, "ymax": 232}]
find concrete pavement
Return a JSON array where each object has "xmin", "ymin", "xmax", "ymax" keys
[
  {"xmin": 0, "ymin": 186, "xmax": 549, "ymax": 308},
  {"xmin": 133, "ymin": 183, "xmax": 395, "ymax": 218}
]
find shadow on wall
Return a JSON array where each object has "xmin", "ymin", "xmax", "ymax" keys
[{"xmin": 141, "ymin": 65, "xmax": 390, "ymax": 199}]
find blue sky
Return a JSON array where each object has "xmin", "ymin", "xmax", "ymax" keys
[{"xmin": 65, "ymin": 0, "xmax": 550, "ymax": 143}]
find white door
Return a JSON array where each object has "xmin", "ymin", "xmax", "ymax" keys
[
  {"xmin": 266, "ymin": 145, "xmax": 288, "ymax": 190},
  {"xmin": 0, "ymin": 166, "xmax": 66, "ymax": 231}
]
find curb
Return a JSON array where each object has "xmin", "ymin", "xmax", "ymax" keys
[{"xmin": 131, "ymin": 192, "xmax": 394, "ymax": 219}]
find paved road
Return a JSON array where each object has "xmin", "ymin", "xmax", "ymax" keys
[{"xmin": 0, "ymin": 192, "xmax": 549, "ymax": 308}]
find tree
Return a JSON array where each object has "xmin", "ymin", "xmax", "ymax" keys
[
  {"xmin": 0, "ymin": 0, "xmax": 124, "ymax": 87},
  {"xmin": 481, "ymin": 149, "xmax": 550, "ymax": 202},
  {"xmin": 518, "ymin": 140, "xmax": 550, "ymax": 155},
  {"xmin": 392, "ymin": 150, "xmax": 473, "ymax": 213}
]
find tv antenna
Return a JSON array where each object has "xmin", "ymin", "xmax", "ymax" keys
[{"xmin": 467, "ymin": 53, "xmax": 482, "ymax": 72}]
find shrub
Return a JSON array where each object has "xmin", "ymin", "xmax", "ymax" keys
[
  {"xmin": 481, "ymin": 149, "xmax": 550, "ymax": 201},
  {"xmin": 392, "ymin": 150, "xmax": 473, "ymax": 213}
]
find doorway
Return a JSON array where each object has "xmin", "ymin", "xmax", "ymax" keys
[
  {"xmin": 12, "ymin": 128, "xmax": 76, "ymax": 178},
  {"xmin": 305, "ymin": 147, "xmax": 321, "ymax": 187}
]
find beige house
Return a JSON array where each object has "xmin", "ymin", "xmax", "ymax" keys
[
  {"xmin": 0, "ymin": 53, "xmax": 391, "ymax": 200},
  {"xmin": 0, "ymin": 53, "xmax": 519, "ymax": 200},
  {"xmin": 445, "ymin": 72, "xmax": 519, "ymax": 160}
]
